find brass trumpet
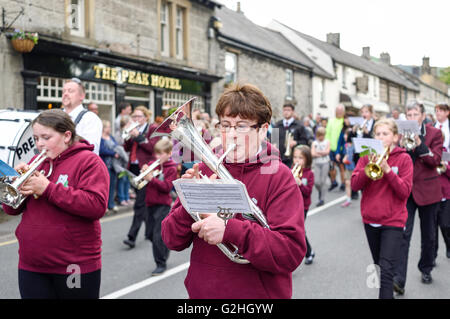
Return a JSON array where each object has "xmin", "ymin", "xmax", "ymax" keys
[
  {"xmin": 130, "ymin": 159, "xmax": 161, "ymax": 190},
  {"xmin": 364, "ymin": 147, "xmax": 390, "ymax": 181},
  {"xmin": 291, "ymin": 163, "xmax": 303, "ymax": 179},
  {"xmin": 0, "ymin": 149, "xmax": 52, "ymax": 209}
]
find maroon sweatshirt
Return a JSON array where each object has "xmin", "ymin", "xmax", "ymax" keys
[
  {"xmin": 161, "ymin": 142, "xmax": 306, "ymax": 299},
  {"xmin": 2, "ymin": 140, "xmax": 109, "ymax": 274},
  {"xmin": 297, "ymin": 167, "xmax": 314, "ymax": 211},
  {"xmin": 145, "ymin": 159, "xmax": 178, "ymax": 207},
  {"xmin": 351, "ymin": 146, "xmax": 413, "ymax": 228}
]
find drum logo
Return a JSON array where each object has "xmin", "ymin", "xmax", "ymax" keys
[{"xmin": 56, "ymin": 174, "xmax": 69, "ymax": 187}]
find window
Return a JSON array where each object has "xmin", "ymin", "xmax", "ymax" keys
[
  {"xmin": 163, "ymin": 91, "xmax": 204, "ymax": 112},
  {"xmin": 286, "ymin": 69, "xmax": 293, "ymax": 99},
  {"xmin": 160, "ymin": 2, "xmax": 170, "ymax": 57},
  {"xmin": 225, "ymin": 52, "xmax": 237, "ymax": 84},
  {"xmin": 319, "ymin": 79, "xmax": 325, "ymax": 103},
  {"xmin": 175, "ymin": 7, "xmax": 185, "ymax": 59},
  {"xmin": 342, "ymin": 66, "xmax": 347, "ymax": 88},
  {"xmin": 68, "ymin": 0, "xmax": 85, "ymax": 37}
]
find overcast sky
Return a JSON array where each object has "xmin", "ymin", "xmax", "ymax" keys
[{"xmin": 216, "ymin": 0, "xmax": 450, "ymax": 68}]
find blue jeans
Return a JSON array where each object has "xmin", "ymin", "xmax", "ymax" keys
[
  {"xmin": 117, "ymin": 175, "xmax": 130, "ymax": 202},
  {"xmin": 108, "ymin": 167, "xmax": 117, "ymax": 209}
]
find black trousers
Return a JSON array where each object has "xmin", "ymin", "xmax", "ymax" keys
[
  {"xmin": 394, "ymin": 196, "xmax": 439, "ymax": 287},
  {"xmin": 147, "ymin": 204, "xmax": 171, "ymax": 267},
  {"xmin": 435, "ymin": 199, "xmax": 450, "ymax": 257},
  {"xmin": 18, "ymin": 269, "xmax": 101, "ymax": 299},
  {"xmin": 364, "ymin": 224, "xmax": 403, "ymax": 299},
  {"xmin": 127, "ymin": 164, "xmax": 150, "ymax": 242},
  {"xmin": 304, "ymin": 209, "xmax": 312, "ymax": 258}
]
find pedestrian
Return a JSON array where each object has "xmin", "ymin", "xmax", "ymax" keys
[
  {"xmin": 100, "ymin": 120, "xmax": 119, "ymax": 213},
  {"xmin": 87, "ymin": 102, "xmax": 99, "ymax": 115},
  {"xmin": 114, "ymin": 102, "xmax": 132, "ymax": 144},
  {"xmin": 325, "ymin": 104, "xmax": 345, "ymax": 191},
  {"xmin": 161, "ymin": 83, "xmax": 306, "ymax": 299},
  {"xmin": 340, "ymin": 127, "xmax": 356, "ymax": 208},
  {"xmin": 274, "ymin": 103, "xmax": 310, "ymax": 168},
  {"xmin": 292, "ymin": 145, "xmax": 315, "ymax": 265},
  {"xmin": 61, "ymin": 78, "xmax": 102, "ymax": 154},
  {"xmin": 311, "ymin": 127, "xmax": 330, "ymax": 206},
  {"xmin": 333, "ymin": 115, "xmax": 351, "ymax": 192},
  {"xmin": 142, "ymin": 139, "xmax": 178, "ymax": 276},
  {"xmin": 394, "ymin": 101, "xmax": 443, "ymax": 295},
  {"xmin": 433, "ymin": 103, "xmax": 450, "ymax": 260},
  {"xmin": 2, "ymin": 109, "xmax": 109, "ymax": 299},
  {"xmin": 351, "ymin": 118, "xmax": 413, "ymax": 299},
  {"xmin": 123, "ymin": 106, "xmax": 161, "ymax": 248}
]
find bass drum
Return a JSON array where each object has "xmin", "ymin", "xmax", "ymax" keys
[{"xmin": 0, "ymin": 109, "xmax": 40, "ymax": 168}]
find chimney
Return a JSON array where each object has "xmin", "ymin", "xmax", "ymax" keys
[
  {"xmin": 362, "ymin": 47, "xmax": 370, "ymax": 60},
  {"xmin": 236, "ymin": 1, "xmax": 243, "ymax": 13},
  {"xmin": 380, "ymin": 52, "xmax": 391, "ymax": 65},
  {"xmin": 326, "ymin": 33, "xmax": 340, "ymax": 48},
  {"xmin": 422, "ymin": 57, "xmax": 431, "ymax": 74}
]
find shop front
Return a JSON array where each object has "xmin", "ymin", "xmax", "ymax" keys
[{"xmin": 21, "ymin": 38, "xmax": 220, "ymax": 129}]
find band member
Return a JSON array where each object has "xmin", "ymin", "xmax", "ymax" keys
[
  {"xmin": 433, "ymin": 103, "xmax": 450, "ymax": 260},
  {"xmin": 2, "ymin": 109, "xmax": 109, "ymax": 299},
  {"xmin": 292, "ymin": 145, "xmax": 315, "ymax": 265},
  {"xmin": 351, "ymin": 118, "xmax": 413, "ymax": 299},
  {"xmin": 274, "ymin": 103, "xmax": 310, "ymax": 168},
  {"xmin": 123, "ymin": 106, "xmax": 160, "ymax": 248},
  {"xmin": 394, "ymin": 101, "xmax": 443, "ymax": 295},
  {"xmin": 161, "ymin": 83, "xmax": 306, "ymax": 299}
]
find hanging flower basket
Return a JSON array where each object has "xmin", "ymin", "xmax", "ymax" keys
[{"xmin": 10, "ymin": 29, "xmax": 39, "ymax": 53}]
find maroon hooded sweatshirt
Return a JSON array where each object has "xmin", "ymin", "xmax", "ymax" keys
[
  {"xmin": 161, "ymin": 142, "xmax": 306, "ymax": 299},
  {"xmin": 145, "ymin": 159, "xmax": 178, "ymax": 207},
  {"xmin": 297, "ymin": 167, "xmax": 314, "ymax": 211},
  {"xmin": 351, "ymin": 146, "xmax": 413, "ymax": 228},
  {"xmin": 2, "ymin": 140, "xmax": 109, "ymax": 274}
]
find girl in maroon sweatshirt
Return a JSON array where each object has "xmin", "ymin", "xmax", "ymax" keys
[
  {"xmin": 351, "ymin": 118, "xmax": 413, "ymax": 299},
  {"xmin": 292, "ymin": 145, "xmax": 315, "ymax": 265},
  {"xmin": 2, "ymin": 110, "xmax": 109, "ymax": 299},
  {"xmin": 161, "ymin": 84, "xmax": 306, "ymax": 299}
]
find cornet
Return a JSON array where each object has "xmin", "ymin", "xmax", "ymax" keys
[
  {"xmin": 357, "ymin": 119, "xmax": 368, "ymax": 136},
  {"xmin": 436, "ymin": 161, "xmax": 447, "ymax": 175},
  {"xmin": 364, "ymin": 147, "xmax": 390, "ymax": 181},
  {"xmin": 121, "ymin": 121, "xmax": 140, "ymax": 141},
  {"xmin": 291, "ymin": 163, "xmax": 303, "ymax": 179},
  {"xmin": 130, "ymin": 159, "xmax": 161, "ymax": 190},
  {"xmin": 401, "ymin": 131, "xmax": 416, "ymax": 151},
  {"xmin": 0, "ymin": 149, "xmax": 53, "ymax": 209},
  {"xmin": 284, "ymin": 131, "xmax": 293, "ymax": 157},
  {"xmin": 150, "ymin": 97, "xmax": 270, "ymax": 264}
]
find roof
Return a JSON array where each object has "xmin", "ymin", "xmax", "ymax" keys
[
  {"xmin": 215, "ymin": 6, "xmax": 327, "ymax": 76},
  {"xmin": 190, "ymin": 0, "xmax": 222, "ymax": 9},
  {"xmin": 275, "ymin": 21, "xmax": 419, "ymax": 91}
]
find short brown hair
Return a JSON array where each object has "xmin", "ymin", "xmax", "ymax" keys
[
  {"xmin": 316, "ymin": 127, "xmax": 326, "ymax": 137},
  {"xmin": 293, "ymin": 145, "xmax": 312, "ymax": 169},
  {"xmin": 435, "ymin": 103, "xmax": 449, "ymax": 112},
  {"xmin": 215, "ymin": 83, "xmax": 272, "ymax": 125},
  {"xmin": 32, "ymin": 109, "xmax": 78, "ymax": 144},
  {"xmin": 154, "ymin": 138, "xmax": 173, "ymax": 154}
]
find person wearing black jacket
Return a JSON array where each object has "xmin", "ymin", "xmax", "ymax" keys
[{"xmin": 274, "ymin": 103, "xmax": 310, "ymax": 168}]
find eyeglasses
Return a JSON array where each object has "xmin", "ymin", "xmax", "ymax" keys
[{"xmin": 218, "ymin": 122, "xmax": 260, "ymax": 133}]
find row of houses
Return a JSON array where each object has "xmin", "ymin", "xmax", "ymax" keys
[{"xmin": 0, "ymin": 0, "xmax": 448, "ymax": 126}]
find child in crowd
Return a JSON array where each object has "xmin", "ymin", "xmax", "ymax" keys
[
  {"xmin": 143, "ymin": 139, "xmax": 178, "ymax": 276},
  {"xmin": 351, "ymin": 118, "xmax": 413, "ymax": 299},
  {"xmin": 293, "ymin": 145, "xmax": 315, "ymax": 264},
  {"xmin": 311, "ymin": 127, "xmax": 330, "ymax": 206},
  {"xmin": 340, "ymin": 128, "xmax": 356, "ymax": 207}
]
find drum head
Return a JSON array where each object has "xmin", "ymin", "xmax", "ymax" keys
[{"xmin": 0, "ymin": 110, "xmax": 40, "ymax": 168}]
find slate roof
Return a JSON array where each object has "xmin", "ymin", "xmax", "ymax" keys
[{"xmin": 215, "ymin": 6, "xmax": 332, "ymax": 78}]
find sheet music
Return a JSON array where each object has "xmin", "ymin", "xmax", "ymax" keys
[
  {"xmin": 352, "ymin": 138, "xmax": 384, "ymax": 155},
  {"xmin": 442, "ymin": 152, "xmax": 450, "ymax": 162},
  {"xmin": 173, "ymin": 178, "xmax": 253, "ymax": 214},
  {"xmin": 396, "ymin": 120, "xmax": 420, "ymax": 134},
  {"xmin": 349, "ymin": 116, "xmax": 365, "ymax": 126}
]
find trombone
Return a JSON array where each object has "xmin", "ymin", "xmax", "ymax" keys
[
  {"xmin": 0, "ymin": 149, "xmax": 52, "ymax": 209},
  {"xmin": 130, "ymin": 159, "xmax": 161, "ymax": 190},
  {"xmin": 150, "ymin": 97, "xmax": 270, "ymax": 264},
  {"xmin": 364, "ymin": 147, "xmax": 390, "ymax": 181}
]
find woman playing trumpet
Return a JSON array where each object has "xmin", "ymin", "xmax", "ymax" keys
[
  {"xmin": 351, "ymin": 118, "xmax": 413, "ymax": 299},
  {"xmin": 2, "ymin": 109, "xmax": 110, "ymax": 299}
]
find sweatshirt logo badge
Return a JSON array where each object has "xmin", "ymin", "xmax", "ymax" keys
[
  {"xmin": 56, "ymin": 174, "xmax": 69, "ymax": 187},
  {"xmin": 391, "ymin": 167, "xmax": 399, "ymax": 175}
]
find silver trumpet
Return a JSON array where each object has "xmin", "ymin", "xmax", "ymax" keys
[
  {"xmin": 130, "ymin": 159, "xmax": 162, "ymax": 190},
  {"xmin": 436, "ymin": 161, "xmax": 447, "ymax": 175},
  {"xmin": 0, "ymin": 149, "xmax": 52, "ymax": 209},
  {"xmin": 284, "ymin": 131, "xmax": 293, "ymax": 157},
  {"xmin": 151, "ymin": 97, "xmax": 270, "ymax": 264},
  {"xmin": 357, "ymin": 119, "xmax": 368, "ymax": 136},
  {"xmin": 122, "ymin": 121, "xmax": 140, "ymax": 141},
  {"xmin": 402, "ymin": 131, "xmax": 416, "ymax": 151}
]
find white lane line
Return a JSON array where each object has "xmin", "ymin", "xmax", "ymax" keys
[
  {"xmin": 101, "ymin": 262, "xmax": 190, "ymax": 299},
  {"xmin": 305, "ymin": 195, "xmax": 347, "ymax": 217}
]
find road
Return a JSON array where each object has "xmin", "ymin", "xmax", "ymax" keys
[{"xmin": 1, "ymin": 188, "xmax": 449, "ymax": 299}]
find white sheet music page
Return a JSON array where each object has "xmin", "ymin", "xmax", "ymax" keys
[
  {"xmin": 352, "ymin": 138, "xmax": 384, "ymax": 155},
  {"xmin": 173, "ymin": 178, "xmax": 253, "ymax": 214}
]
